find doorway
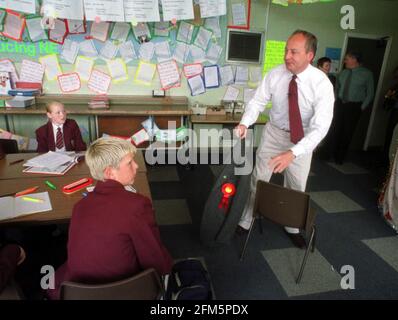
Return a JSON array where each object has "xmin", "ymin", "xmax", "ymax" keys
[{"xmin": 340, "ymin": 33, "xmax": 392, "ymax": 151}]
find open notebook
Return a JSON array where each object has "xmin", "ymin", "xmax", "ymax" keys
[{"xmin": 0, "ymin": 192, "xmax": 52, "ymax": 221}]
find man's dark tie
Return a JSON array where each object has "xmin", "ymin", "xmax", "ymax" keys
[
  {"xmin": 56, "ymin": 127, "xmax": 64, "ymax": 149},
  {"xmin": 288, "ymin": 75, "xmax": 304, "ymax": 144},
  {"xmin": 342, "ymin": 69, "xmax": 352, "ymax": 103}
]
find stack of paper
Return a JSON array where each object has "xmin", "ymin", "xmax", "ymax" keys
[
  {"xmin": 23, "ymin": 151, "xmax": 79, "ymax": 175},
  {"xmin": 5, "ymin": 96, "xmax": 35, "ymax": 108},
  {"xmin": 88, "ymin": 96, "xmax": 110, "ymax": 109},
  {"xmin": 0, "ymin": 192, "xmax": 52, "ymax": 221}
]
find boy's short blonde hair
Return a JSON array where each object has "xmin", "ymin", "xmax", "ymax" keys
[
  {"xmin": 86, "ymin": 137, "xmax": 136, "ymax": 181},
  {"xmin": 46, "ymin": 101, "xmax": 64, "ymax": 113}
]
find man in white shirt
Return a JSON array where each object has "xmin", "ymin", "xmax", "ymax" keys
[{"xmin": 235, "ymin": 30, "xmax": 335, "ymax": 248}]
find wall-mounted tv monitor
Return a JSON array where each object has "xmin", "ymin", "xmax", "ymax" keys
[{"xmin": 225, "ymin": 29, "xmax": 265, "ymax": 64}]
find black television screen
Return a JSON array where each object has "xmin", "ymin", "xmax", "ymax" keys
[{"xmin": 226, "ymin": 30, "xmax": 264, "ymax": 64}]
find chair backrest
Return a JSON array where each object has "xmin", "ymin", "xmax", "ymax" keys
[
  {"xmin": 0, "ymin": 139, "xmax": 19, "ymax": 154},
  {"xmin": 254, "ymin": 180, "xmax": 316, "ymax": 233},
  {"xmin": 60, "ymin": 268, "xmax": 163, "ymax": 300}
]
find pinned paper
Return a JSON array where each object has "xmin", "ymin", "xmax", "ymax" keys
[
  {"xmin": 157, "ymin": 60, "xmax": 180, "ymax": 90},
  {"xmin": 193, "ymin": 26, "xmax": 212, "ymax": 50},
  {"xmin": 42, "ymin": 0, "xmax": 84, "ymax": 20},
  {"xmin": 223, "ymin": 86, "xmax": 240, "ymax": 101},
  {"xmin": 206, "ymin": 42, "xmax": 222, "ymax": 64},
  {"xmin": 176, "ymin": 21, "xmax": 194, "ymax": 44},
  {"xmin": 87, "ymin": 69, "xmax": 112, "ymax": 94},
  {"xmin": 199, "ymin": 0, "xmax": 226, "ymax": 18},
  {"xmin": 26, "ymin": 17, "xmax": 48, "ymax": 42},
  {"xmin": 219, "ymin": 65, "xmax": 234, "ymax": 86},
  {"xmin": 79, "ymin": 39, "xmax": 98, "ymax": 57},
  {"xmin": 118, "ymin": 41, "xmax": 137, "ymax": 63},
  {"xmin": 189, "ymin": 45, "xmax": 206, "ymax": 63},
  {"xmin": 84, "ymin": 0, "xmax": 125, "ymax": 22},
  {"xmin": 39, "ymin": 54, "xmax": 62, "ymax": 81},
  {"xmin": 135, "ymin": 61, "xmax": 156, "ymax": 86},
  {"xmin": 100, "ymin": 40, "xmax": 119, "ymax": 60},
  {"xmin": 48, "ymin": 19, "xmax": 68, "ymax": 44},
  {"xmin": 67, "ymin": 19, "xmax": 86, "ymax": 34},
  {"xmin": 161, "ymin": 0, "xmax": 194, "ymax": 21},
  {"xmin": 74, "ymin": 56, "xmax": 95, "ymax": 81},
  {"xmin": 203, "ymin": 65, "xmax": 219, "ymax": 88},
  {"xmin": 107, "ymin": 59, "xmax": 128, "ymax": 83},
  {"xmin": 0, "ymin": 59, "xmax": 19, "ymax": 86},
  {"xmin": 173, "ymin": 42, "xmax": 190, "ymax": 65},
  {"xmin": 235, "ymin": 66, "xmax": 249, "ymax": 85},
  {"xmin": 110, "ymin": 22, "xmax": 130, "ymax": 42},
  {"xmin": 132, "ymin": 22, "xmax": 151, "ymax": 43},
  {"xmin": 124, "ymin": 0, "xmax": 160, "ymax": 23},
  {"xmin": 187, "ymin": 74, "xmax": 205, "ymax": 96},
  {"xmin": 57, "ymin": 73, "xmax": 81, "ymax": 93},
  {"xmin": 2, "ymin": 11, "xmax": 25, "ymax": 41},
  {"xmin": 183, "ymin": 63, "xmax": 202, "ymax": 78},
  {"xmin": 60, "ymin": 39, "xmax": 79, "ymax": 64},
  {"xmin": 154, "ymin": 22, "xmax": 170, "ymax": 37},
  {"xmin": 20, "ymin": 60, "xmax": 44, "ymax": 83},
  {"xmin": 90, "ymin": 21, "xmax": 110, "ymax": 42},
  {"xmin": 139, "ymin": 42, "xmax": 155, "ymax": 61},
  {"xmin": 154, "ymin": 41, "xmax": 172, "ymax": 63}
]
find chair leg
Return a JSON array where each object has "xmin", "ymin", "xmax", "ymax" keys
[
  {"xmin": 311, "ymin": 226, "xmax": 316, "ymax": 253},
  {"xmin": 240, "ymin": 217, "xmax": 256, "ymax": 261},
  {"xmin": 296, "ymin": 227, "xmax": 315, "ymax": 284}
]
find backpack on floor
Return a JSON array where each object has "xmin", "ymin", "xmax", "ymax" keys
[{"xmin": 165, "ymin": 259, "xmax": 212, "ymax": 300}]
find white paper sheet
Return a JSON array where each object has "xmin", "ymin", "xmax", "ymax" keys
[
  {"xmin": 131, "ymin": 128, "xmax": 150, "ymax": 146},
  {"xmin": 74, "ymin": 56, "xmax": 95, "ymax": 81},
  {"xmin": 118, "ymin": 41, "xmax": 137, "ymax": 63},
  {"xmin": 0, "ymin": 59, "xmax": 18, "ymax": 85},
  {"xmin": 193, "ymin": 26, "xmax": 212, "ymax": 50},
  {"xmin": 232, "ymin": 3, "xmax": 246, "ymax": 26},
  {"xmin": 67, "ymin": 19, "xmax": 86, "ymax": 34},
  {"xmin": 132, "ymin": 23, "xmax": 151, "ymax": 42},
  {"xmin": 87, "ymin": 69, "xmax": 111, "ymax": 94},
  {"xmin": 79, "ymin": 39, "xmax": 98, "ymax": 57},
  {"xmin": 20, "ymin": 59, "xmax": 44, "ymax": 83},
  {"xmin": 155, "ymin": 41, "xmax": 172, "ymax": 63},
  {"xmin": 139, "ymin": 42, "xmax": 155, "ymax": 61},
  {"xmin": 198, "ymin": 0, "xmax": 226, "ymax": 18},
  {"xmin": 157, "ymin": 60, "xmax": 180, "ymax": 89},
  {"xmin": 183, "ymin": 63, "xmax": 202, "ymax": 78},
  {"xmin": 48, "ymin": 19, "xmax": 67, "ymax": 44},
  {"xmin": 206, "ymin": 42, "xmax": 222, "ymax": 64},
  {"xmin": 2, "ymin": 11, "xmax": 24, "ymax": 40},
  {"xmin": 249, "ymin": 67, "xmax": 262, "ymax": 84},
  {"xmin": 203, "ymin": 65, "xmax": 219, "ymax": 88},
  {"xmin": 187, "ymin": 74, "xmax": 205, "ymax": 96},
  {"xmin": 173, "ymin": 42, "xmax": 190, "ymax": 64},
  {"xmin": 40, "ymin": 55, "xmax": 62, "ymax": 81},
  {"xmin": 110, "ymin": 22, "xmax": 130, "ymax": 41},
  {"xmin": 204, "ymin": 17, "xmax": 221, "ymax": 38},
  {"xmin": 83, "ymin": 0, "xmax": 125, "ymax": 22},
  {"xmin": 100, "ymin": 40, "xmax": 119, "ymax": 60},
  {"xmin": 219, "ymin": 65, "xmax": 234, "ymax": 86},
  {"xmin": 90, "ymin": 21, "xmax": 110, "ymax": 42},
  {"xmin": 154, "ymin": 22, "xmax": 170, "ymax": 37},
  {"xmin": 223, "ymin": 86, "xmax": 240, "ymax": 101},
  {"xmin": 124, "ymin": 0, "xmax": 160, "ymax": 23},
  {"xmin": 176, "ymin": 21, "xmax": 194, "ymax": 44},
  {"xmin": 58, "ymin": 72, "xmax": 81, "ymax": 92},
  {"xmin": 60, "ymin": 39, "xmax": 79, "ymax": 64},
  {"xmin": 135, "ymin": 62, "xmax": 156, "ymax": 85},
  {"xmin": 161, "ymin": 0, "xmax": 194, "ymax": 21},
  {"xmin": 107, "ymin": 58, "xmax": 128, "ymax": 82},
  {"xmin": 42, "ymin": 0, "xmax": 84, "ymax": 20},
  {"xmin": 0, "ymin": 0, "xmax": 35, "ymax": 14},
  {"xmin": 189, "ymin": 45, "xmax": 206, "ymax": 63},
  {"xmin": 235, "ymin": 65, "xmax": 248, "ymax": 85},
  {"xmin": 26, "ymin": 17, "xmax": 47, "ymax": 42}
]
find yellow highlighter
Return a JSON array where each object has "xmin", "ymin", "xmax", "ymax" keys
[{"xmin": 22, "ymin": 196, "xmax": 44, "ymax": 203}]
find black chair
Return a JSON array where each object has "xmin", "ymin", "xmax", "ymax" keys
[
  {"xmin": 0, "ymin": 139, "xmax": 19, "ymax": 154},
  {"xmin": 240, "ymin": 180, "xmax": 317, "ymax": 284},
  {"xmin": 60, "ymin": 268, "xmax": 164, "ymax": 300}
]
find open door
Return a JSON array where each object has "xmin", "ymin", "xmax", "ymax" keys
[{"xmin": 340, "ymin": 33, "xmax": 392, "ymax": 150}]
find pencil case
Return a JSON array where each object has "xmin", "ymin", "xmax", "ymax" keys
[{"xmin": 62, "ymin": 178, "xmax": 94, "ymax": 195}]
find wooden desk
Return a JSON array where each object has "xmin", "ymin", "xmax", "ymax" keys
[
  {"xmin": 0, "ymin": 173, "xmax": 151, "ymax": 226},
  {"xmin": 0, "ymin": 151, "xmax": 146, "ymax": 180},
  {"xmin": 191, "ymin": 114, "xmax": 267, "ymax": 124}
]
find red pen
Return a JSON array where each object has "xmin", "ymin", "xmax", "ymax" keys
[
  {"xmin": 9, "ymin": 159, "xmax": 24, "ymax": 166},
  {"xmin": 15, "ymin": 186, "xmax": 39, "ymax": 197}
]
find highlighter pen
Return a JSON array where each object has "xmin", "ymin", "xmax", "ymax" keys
[
  {"xmin": 15, "ymin": 186, "xmax": 39, "ymax": 197},
  {"xmin": 22, "ymin": 196, "xmax": 44, "ymax": 203},
  {"xmin": 45, "ymin": 180, "xmax": 57, "ymax": 190}
]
